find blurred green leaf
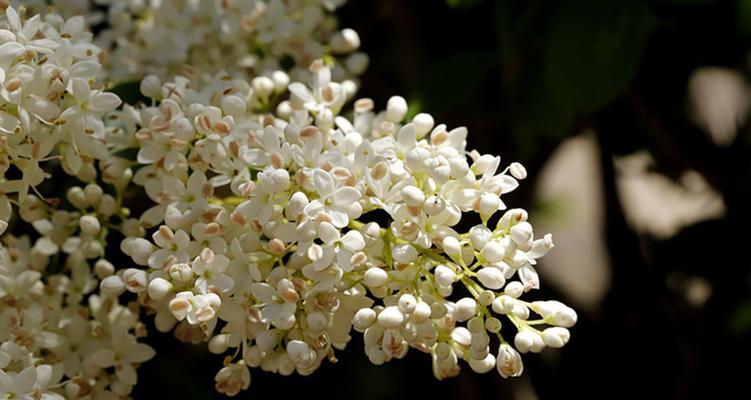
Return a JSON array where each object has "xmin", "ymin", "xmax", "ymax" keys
[
  {"xmin": 108, "ymin": 80, "xmax": 149, "ymax": 105},
  {"xmin": 739, "ymin": 0, "xmax": 751, "ymax": 36},
  {"xmin": 498, "ymin": 0, "xmax": 657, "ymax": 137},
  {"xmin": 409, "ymin": 49, "xmax": 496, "ymax": 114},
  {"xmin": 445, "ymin": 0, "xmax": 483, "ymax": 10},
  {"xmin": 545, "ymin": 0, "xmax": 656, "ymax": 113}
]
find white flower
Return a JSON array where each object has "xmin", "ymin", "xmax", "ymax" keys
[
  {"xmin": 60, "ymin": 78, "xmax": 121, "ymax": 139},
  {"xmin": 87, "ymin": 330, "xmax": 155, "ymax": 386},
  {"xmin": 303, "ymin": 169, "xmax": 361, "ymax": 228},
  {"xmin": 215, "ymin": 362, "xmax": 251, "ymax": 397},
  {"xmin": 250, "ymin": 279, "xmax": 298, "ymax": 330}
]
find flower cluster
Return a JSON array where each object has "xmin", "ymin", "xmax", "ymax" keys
[
  {"xmin": 0, "ymin": 2, "xmax": 576, "ymax": 398},
  {"xmin": 28, "ymin": 0, "xmax": 366, "ymax": 83},
  {"xmin": 101, "ymin": 60, "xmax": 577, "ymax": 395},
  {"xmin": 0, "ymin": 6, "xmax": 155, "ymax": 399}
]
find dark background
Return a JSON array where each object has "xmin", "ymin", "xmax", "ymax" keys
[{"xmin": 133, "ymin": 0, "xmax": 751, "ymax": 398}]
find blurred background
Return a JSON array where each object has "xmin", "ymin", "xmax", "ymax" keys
[{"xmin": 134, "ymin": 0, "xmax": 751, "ymax": 398}]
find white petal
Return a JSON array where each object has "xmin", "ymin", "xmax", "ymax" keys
[
  {"xmin": 341, "ymin": 230, "xmax": 365, "ymax": 251},
  {"xmin": 69, "ymin": 60, "xmax": 100, "ymax": 79},
  {"xmin": 211, "ymin": 274, "xmax": 235, "ymax": 293},
  {"xmin": 137, "ymin": 145, "xmax": 166, "ymax": 164},
  {"xmin": 5, "ymin": 7, "xmax": 20, "ymax": 31},
  {"xmin": 63, "ymin": 16, "xmax": 85, "ymax": 35},
  {"xmin": 303, "ymin": 200, "xmax": 325, "ymax": 220},
  {"xmin": 250, "ymin": 283, "xmax": 276, "ymax": 303},
  {"xmin": 35, "ymin": 364, "xmax": 53, "ymax": 388},
  {"xmin": 70, "ymin": 78, "xmax": 90, "ymax": 102},
  {"xmin": 88, "ymin": 348, "xmax": 115, "ymax": 367},
  {"xmin": 318, "ymin": 221, "xmax": 340, "ymax": 244},
  {"xmin": 14, "ymin": 366, "xmax": 36, "ymax": 393},
  {"xmin": 288, "ymin": 82, "xmax": 314, "ymax": 103},
  {"xmin": 89, "ymin": 92, "xmax": 121, "ymax": 112},
  {"xmin": 396, "ymin": 123, "xmax": 416, "ymax": 154},
  {"xmin": 116, "ymin": 361, "xmax": 137, "ymax": 385},
  {"xmin": 0, "ymin": 42, "xmax": 24, "ymax": 65},
  {"xmin": 125, "ymin": 343, "xmax": 155, "ymax": 363},
  {"xmin": 313, "ymin": 169, "xmax": 335, "ymax": 198},
  {"xmin": 328, "ymin": 209, "xmax": 349, "ymax": 228},
  {"xmin": 333, "ymin": 186, "xmax": 361, "ymax": 205}
]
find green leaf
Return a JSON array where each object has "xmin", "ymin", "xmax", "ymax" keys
[
  {"xmin": 544, "ymin": 0, "xmax": 657, "ymax": 114},
  {"xmin": 498, "ymin": 0, "xmax": 657, "ymax": 138},
  {"xmin": 446, "ymin": 0, "xmax": 483, "ymax": 10},
  {"xmin": 409, "ymin": 49, "xmax": 496, "ymax": 114}
]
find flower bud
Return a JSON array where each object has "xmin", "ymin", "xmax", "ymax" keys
[
  {"xmin": 140, "ymin": 75, "xmax": 162, "ymax": 98},
  {"xmin": 221, "ymin": 95, "xmax": 246, "ymax": 117},
  {"xmin": 271, "ymin": 71, "xmax": 290, "ymax": 92},
  {"xmin": 397, "ymin": 293, "xmax": 417, "ymax": 314},
  {"xmin": 496, "ymin": 344, "xmax": 523, "ymax": 378},
  {"xmin": 480, "ymin": 241, "xmax": 505, "ymax": 263},
  {"xmin": 423, "ymin": 195, "xmax": 445, "ymax": 215},
  {"xmin": 514, "ymin": 329, "xmax": 544, "ymax": 353},
  {"xmin": 467, "ymin": 317, "xmax": 484, "ymax": 333},
  {"xmin": 67, "ymin": 186, "xmax": 88, "ymax": 209},
  {"xmin": 450, "ymin": 327, "xmax": 472, "ymax": 346},
  {"xmin": 286, "ymin": 340, "xmax": 311, "ymax": 365},
  {"xmin": 94, "ymin": 259, "xmax": 115, "ymax": 279},
  {"xmin": 121, "ymin": 237, "xmax": 153, "ymax": 266},
  {"xmin": 441, "ymin": 236, "xmax": 461, "ymax": 257},
  {"xmin": 98, "ymin": 195, "xmax": 116, "ymax": 217},
  {"xmin": 430, "ymin": 301, "xmax": 448, "ymax": 319},
  {"xmin": 485, "ymin": 317, "xmax": 502, "ymax": 333},
  {"xmin": 392, "ymin": 244, "xmax": 418, "ymax": 264},
  {"xmin": 377, "ymin": 306, "xmax": 405, "ymax": 329},
  {"xmin": 252, "ymin": 76, "xmax": 274, "ymax": 98},
  {"xmin": 83, "ymin": 184, "xmax": 103, "ymax": 205},
  {"xmin": 478, "ymin": 193, "xmax": 500, "ymax": 220},
  {"xmin": 433, "ymin": 265, "xmax": 457, "ymax": 287},
  {"xmin": 345, "ymin": 52, "xmax": 369, "ymax": 75},
  {"xmin": 469, "ymin": 353, "xmax": 496, "ymax": 373},
  {"xmin": 363, "ymin": 267, "xmax": 388, "ymax": 288},
  {"xmin": 553, "ymin": 306, "xmax": 578, "ymax": 328},
  {"xmin": 410, "ymin": 301, "xmax": 431, "ymax": 324},
  {"xmin": 477, "ymin": 267, "xmax": 505, "ymax": 290},
  {"xmin": 500, "ymin": 208, "xmax": 528, "ymax": 227},
  {"xmin": 492, "ymin": 295, "xmax": 514, "ymax": 314},
  {"xmin": 509, "ymin": 162, "xmax": 527, "ymax": 180},
  {"xmin": 478, "ymin": 289, "xmax": 495, "ymax": 306},
  {"xmin": 148, "ymin": 277, "xmax": 172, "ymax": 300},
  {"xmin": 243, "ymin": 346, "xmax": 264, "ymax": 367},
  {"xmin": 402, "ymin": 185, "xmax": 425, "ymax": 207},
  {"xmin": 412, "ymin": 113, "xmax": 434, "ymax": 139},
  {"xmin": 79, "ymin": 215, "xmax": 101, "ymax": 235},
  {"xmin": 453, "ymin": 298, "xmax": 477, "ymax": 322},
  {"xmin": 510, "ymin": 222, "xmax": 534, "ymax": 246},
  {"xmin": 353, "ymin": 308, "xmax": 377, "ymax": 332},
  {"xmin": 306, "ymin": 311, "xmax": 328, "ymax": 332},
  {"xmin": 330, "ymin": 28, "xmax": 360, "ymax": 53},
  {"xmin": 504, "ymin": 281, "xmax": 524, "ymax": 298},
  {"xmin": 209, "ymin": 333, "xmax": 231, "ymax": 354},
  {"xmin": 169, "ymin": 263, "xmax": 193, "ymax": 282},
  {"xmin": 469, "ymin": 225, "xmax": 491, "ymax": 250},
  {"xmin": 100, "ymin": 275, "xmax": 125, "ymax": 296},
  {"xmin": 122, "ymin": 268, "xmax": 148, "ymax": 293},
  {"xmin": 542, "ymin": 327, "xmax": 570, "ymax": 348},
  {"xmin": 386, "ymin": 96, "xmax": 408, "ymax": 123}
]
